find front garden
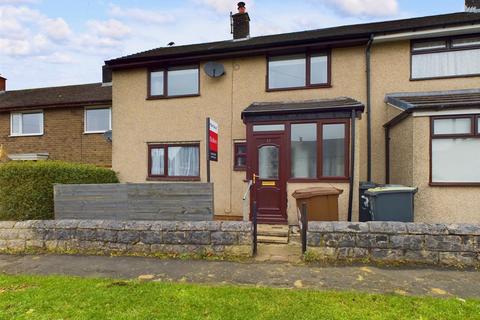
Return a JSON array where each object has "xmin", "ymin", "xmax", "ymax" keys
[{"xmin": 0, "ymin": 274, "xmax": 479, "ymax": 319}]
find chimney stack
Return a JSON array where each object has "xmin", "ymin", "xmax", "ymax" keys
[
  {"xmin": 466, "ymin": 0, "xmax": 480, "ymax": 12},
  {"xmin": 231, "ymin": 2, "xmax": 250, "ymax": 40},
  {"xmin": 0, "ymin": 76, "xmax": 6, "ymax": 92}
]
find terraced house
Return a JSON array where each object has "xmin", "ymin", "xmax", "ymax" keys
[
  {"xmin": 0, "ymin": 77, "xmax": 112, "ymax": 167},
  {"xmin": 105, "ymin": 1, "xmax": 480, "ymax": 225}
]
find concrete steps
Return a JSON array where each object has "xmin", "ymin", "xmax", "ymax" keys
[
  {"xmin": 257, "ymin": 225, "xmax": 289, "ymax": 244},
  {"xmin": 257, "ymin": 235, "xmax": 289, "ymax": 244}
]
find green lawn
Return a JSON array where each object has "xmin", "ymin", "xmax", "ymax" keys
[{"xmin": 0, "ymin": 275, "xmax": 479, "ymax": 320}]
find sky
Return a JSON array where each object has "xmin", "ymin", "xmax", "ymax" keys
[{"xmin": 0, "ymin": 0, "xmax": 467, "ymax": 90}]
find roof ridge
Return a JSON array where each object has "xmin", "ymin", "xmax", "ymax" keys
[
  {"xmin": 4, "ymin": 82, "xmax": 103, "ymax": 93},
  {"xmin": 106, "ymin": 12, "xmax": 480, "ymax": 65}
]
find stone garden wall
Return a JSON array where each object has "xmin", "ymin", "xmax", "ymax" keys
[
  {"xmin": 0, "ymin": 220, "xmax": 252, "ymax": 258},
  {"xmin": 307, "ymin": 221, "xmax": 480, "ymax": 267}
]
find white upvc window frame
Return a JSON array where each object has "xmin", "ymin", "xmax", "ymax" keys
[
  {"xmin": 10, "ymin": 110, "xmax": 44, "ymax": 137},
  {"xmin": 84, "ymin": 106, "xmax": 112, "ymax": 134}
]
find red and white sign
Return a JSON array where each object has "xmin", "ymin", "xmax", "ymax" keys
[{"xmin": 209, "ymin": 119, "xmax": 218, "ymax": 161}]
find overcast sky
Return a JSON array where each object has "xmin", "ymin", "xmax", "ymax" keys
[{"xmin": 0, "ymin": 0, "xmax": 466, "ymax": 90}]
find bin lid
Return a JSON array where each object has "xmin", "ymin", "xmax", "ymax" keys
[
  {"xmin": 365, "ymin": 186, "xmax": 417, "ymax": 196},
  {"xmin": 292, "ymin": 187, "xmax": 344, "ymax": 199}
]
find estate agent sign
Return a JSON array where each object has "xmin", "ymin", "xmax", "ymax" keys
[{"xmin": 209, "ymin": 118, "xmax": 218, "ymax": 161}]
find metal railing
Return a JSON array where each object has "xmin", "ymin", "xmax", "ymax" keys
[
  {"xmin": 253, "ymin": 200, "xmax": 257, "ymax": 256},
  {"xmin": 243, "ymin": 180, "xmax": 257, "ymax": 256},
  {"xmin": 301, "ymin": 202, "xmax": 308, "ymax": 254}
]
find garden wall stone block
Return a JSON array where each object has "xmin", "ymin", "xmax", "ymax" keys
[
  {"xmin": 307, "ymin": 222, "xmax": 480, "ymax": 268},
  {"xmin": 0, "ymin": 219, "xmax": 253, "ymax": 259}
]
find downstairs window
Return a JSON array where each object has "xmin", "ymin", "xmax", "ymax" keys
[
  {"xmin": 148, "ymin": 143, "xmax": 200, "ymax": 180},
  {"xmin": 431, "ymin": 115, "xmax": 480, "ymax": 184}
]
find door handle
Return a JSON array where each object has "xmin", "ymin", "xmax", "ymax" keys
[{"xmin": 252, "ymin": 174, "xmax": 259, "ymax": 184}]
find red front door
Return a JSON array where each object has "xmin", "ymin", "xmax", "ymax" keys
[{"xmin": 249, "ymin": 131, "xmax": 287, "ymax": 224}]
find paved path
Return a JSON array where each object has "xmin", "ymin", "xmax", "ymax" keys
[{"xmin": 0, "ymin": 254, "xmax": 479, "ymax": 298}]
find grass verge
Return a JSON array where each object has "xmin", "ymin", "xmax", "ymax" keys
[{"xmin": 0, "ymin": 274, "xmax": 479, "ymax": 319}]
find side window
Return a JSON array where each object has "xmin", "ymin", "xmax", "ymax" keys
[{"xmin": 234, "ymin": 142, "xmax": 247, "ymax": 171}]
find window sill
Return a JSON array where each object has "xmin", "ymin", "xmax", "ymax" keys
[
  {"xmin": 410, "ymin": 73, "xmax": 480, "ymax": 81},
  {"xmin": 147, "ymin": 176, "xmax": 201, "ymax": 182},
  {"xmin": 9, "ymin": 133, "xmax": 44, "ymax": 137},
  {"xmin": 84, "ymin": 131, "xmax": 110, "ymax": 135},
  {"xmin": 266, "ymin": 84, "xmax": 331, "ymax": 92},
  {"xmin": 289, "ymin": 177, "xmax": 349, "ymax": 183},
  {"xmin": 147, "ymin": 94, "xmax": 200, "ymax": 100},
  {"xmin": 429, "ymin": 182, "xmax": 480, "ymax": 187}
]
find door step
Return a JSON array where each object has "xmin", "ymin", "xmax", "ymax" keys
[
  {"xmin": 257, "ymin": 235, "xmax": 289, "ymax": 244},
  {"xmin": 258, "ymin": 224, "xmax": 289, "ymax": 237},
  {"xmin": 257, "ymin": 224, "xmax": 289, "ymax": 244}
]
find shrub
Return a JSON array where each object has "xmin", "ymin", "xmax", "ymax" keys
[{"xmin": 0, "ymin": 161, "xmax": 119, "ymax": 221}]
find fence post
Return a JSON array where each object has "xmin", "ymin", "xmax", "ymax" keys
[
  {"xmin": 301, "ymin": 202, "xmax": 308, "ymax": 254},
  {"xmin": 253, "ymin": 200, "xmax": 258, "ymax": 256}
]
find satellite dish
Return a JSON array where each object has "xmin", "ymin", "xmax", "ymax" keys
[
  {"xmin": 204, "ymin": 62, "xmax": 225, "ymax": 78},
  {"xmin": 103, "ymin": 130, "xmax": 112, "ymax": 143}
]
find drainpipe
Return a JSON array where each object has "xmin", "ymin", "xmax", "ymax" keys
[
  {"xmin": 385, "ymin": 126, "xmax": 390, "ymax": 184},
  {"xmin": 366, "ymin": 34, "xmax": 374, "ymax": 182},
  {"xmin": 347, "ymin": 109, "xmax": 356, "ymax": 222}
]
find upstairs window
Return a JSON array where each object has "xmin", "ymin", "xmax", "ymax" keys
[
  {"xmin": 85, "ymin": 107, "xmax": 111, "ymax": 133},
  {"xmin": 411, "ymin": 35, "xmax": 480, "ymax": 80},
  {"xmin": 11, "ymin": 111, "xmax": 43, "ymax": 136},
  {"xmin": 267, "ymin": 52, "xmax": 330, "ymax": 90},
  {"xmin": 148, "ymin": 65, "xmax": 199, "ymax": 98},
  {"xmin": 431, "ymin": 115, "xmax": 480, "ymax": 184}
]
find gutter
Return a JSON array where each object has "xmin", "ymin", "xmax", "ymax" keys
[{"xmin": 365, "ymin": 34, "xmax": 374, "ymax": 182}]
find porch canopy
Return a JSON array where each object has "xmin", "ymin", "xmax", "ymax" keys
[
  {"xmin": 384, "ymin": 88, "xmax": 480, "ymax": 127},
  {"xmin": 241, "ymin": 97, "xmax": 364, "ymax": 122}
]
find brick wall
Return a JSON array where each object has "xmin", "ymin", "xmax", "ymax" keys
[
  {"xmin": 0, "ymin": 220, "xmax": 253, "ymax": 258},
  {"xmin": 307, "ymin": 221, "xmax": 480, "ymax": 267},
  {"xmin": 0, "ymin": 107, "xmax": 111, "ymax": 166}
]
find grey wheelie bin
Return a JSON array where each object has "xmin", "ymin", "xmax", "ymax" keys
[{"xmin": 364, "ymin": 186, "xmax": 418, "ymax": 222}]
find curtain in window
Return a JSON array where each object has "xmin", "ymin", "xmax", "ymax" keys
[
  {"xmin": 150, "ymin": 148, "xmax": 164, "ymax": 175},
  {"xmin": 432, "ymin": 139, "xmax": 480, "ymax": 183},
  {"xmin": 168, "ymin": 146, "xmax": 199, "ymax": 176},
  {"xmin": 412, "ymin": 49, "xmax": 480, "ymax": 79}
]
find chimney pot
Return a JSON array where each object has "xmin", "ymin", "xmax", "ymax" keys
[
  {"xmin": 0, "ymin": 76, "xmax": 6, "ymax": 92},
  {"xmin": 232, "ymin": 2, "xmax": 250, "ymax": 39},
  {"xmin": 466, "ymin": 0, "xmax": 480, "ymax": 12}
]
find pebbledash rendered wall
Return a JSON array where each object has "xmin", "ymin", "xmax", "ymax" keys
[
  {"xmin": 0, "ymin": 220, "xmax": 253, "ymax": 258},
  {"xmin": 307, "ymin": 221, "xmax": 480, "ymax": 267}
]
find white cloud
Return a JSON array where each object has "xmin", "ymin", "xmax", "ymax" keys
[
  {"xmin": 322, "ymin": 0, "xmax": 398, "ymax": 17},
  {"xmin": 86, "ymin": 19, "xmax": 131, "ymax": 40},
  {"xmin": 109, "ymin": 5, "xmax": 174, "ymax": 24},
  {"xmin": 193, "ymin": 0, "xmax": 254, "ymax": 14},
  {"xmin": 0, "ymin": 0, "xmax": 39, "ymax": 4},
  {"xmin": 42, "ymin": 18, "xmax": 72, "ymax": 41},
  {"xmin": 36, "ymin": 52, "xmax": 74, "ymax": 64}
]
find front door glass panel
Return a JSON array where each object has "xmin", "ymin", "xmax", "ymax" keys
[{"xmin": 258, "ymin": 146, "xmax": 279, "ymax": 179}]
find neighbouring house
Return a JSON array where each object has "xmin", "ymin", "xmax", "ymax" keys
[
  {"xmin": 105, "ymin": 1, "xmax": 480, "ymax": 225},
  {"xmin": 0, "ymin": 76, "xmax": 112, "ymax": 167}
]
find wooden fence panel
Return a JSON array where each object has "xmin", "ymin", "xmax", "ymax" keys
[{"xmin": 54, "ymin": 183, "xmax": 214, "ymax": 221}]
